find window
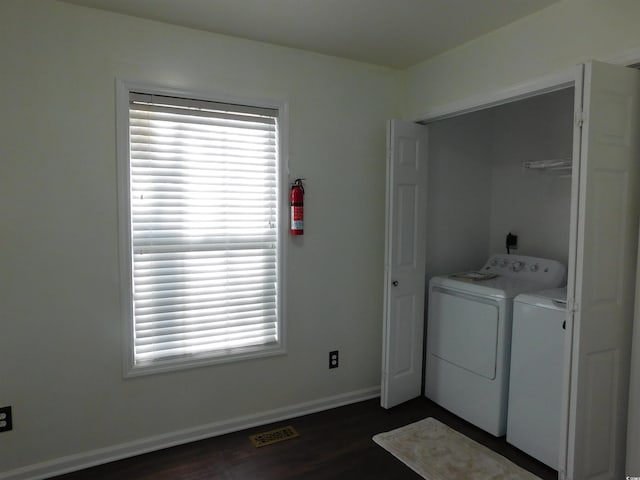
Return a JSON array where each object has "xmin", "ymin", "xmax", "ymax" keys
[{"xmin": 118, "ymin": 83, "xmax": 284, "ymax": 375}]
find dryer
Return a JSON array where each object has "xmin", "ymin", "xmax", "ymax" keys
[{"xmin": 425, "ymin": 254, "xmax": 566, "ymax": 436}]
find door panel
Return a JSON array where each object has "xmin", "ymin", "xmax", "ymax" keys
[
  {"xmin": 392, "ymin": 294, "xmax": 417, "ymax": 376},
  {"xmin": 584, "ymin": 350, "xmax": 617, "ymax": 477},
  {"xmin": 588, "ymin": 171, "xmax": 625, "ymax": 303},
  {"xmin": 381, "ymin": 119, "xmax": 428, "ymax": 409},
  {"xmin": 396, "ymin": 184, "xmax": 418, "ymax": 267},
  {"xmin": 565, "ymin": 61, "xmax": 640, "ymax": 480}
]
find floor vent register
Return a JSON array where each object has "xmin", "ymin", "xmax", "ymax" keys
[{"xmin": 249, "ymin": 425, "xmax": 300, "ymax": 447}]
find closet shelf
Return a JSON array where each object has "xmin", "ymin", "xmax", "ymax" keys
[{"xmin": 522, "ymin": 158, "xmax": 572, "ymax": 172}]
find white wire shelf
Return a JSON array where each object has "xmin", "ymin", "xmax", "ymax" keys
[{"xmin": 522, "ymin": 158, "xmax": 572, "ymax": 172}]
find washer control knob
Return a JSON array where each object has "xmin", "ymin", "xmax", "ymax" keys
[
  {"xmin": 530, "ymin": 264, "xmax": 539, "ymax": 272},
  {"xmin": 512, "ymin": 261, "xmax": 524, "ymax": 272},
  {"xmin": 499, "ymin": 259, "xmax": 508, "ymax": 268}
]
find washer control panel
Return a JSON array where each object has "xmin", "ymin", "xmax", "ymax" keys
[{"xmin": 483, "ymin": 254, "xmax": 566, "ymax": 285}]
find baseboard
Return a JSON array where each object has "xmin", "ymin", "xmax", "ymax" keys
[{"xmin": 1, "ymin": 386, "xmax": 380, "ymax": 480}]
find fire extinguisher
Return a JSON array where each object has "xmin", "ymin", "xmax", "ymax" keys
[{"xmin": 290, "ymin": 179, "xmax": 304, "ymax": 235}]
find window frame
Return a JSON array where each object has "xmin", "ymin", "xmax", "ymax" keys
[{"xmin": 116, "ymin": 79, "xmax": 288, "ymax": 377}]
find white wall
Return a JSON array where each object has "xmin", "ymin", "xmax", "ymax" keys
[
  {"xmin": 404, "ymin": 0, "xmax": 640, "ymax": 119},
  {"xmin": 409, "ymin": 0, "xmax": 640, "ymax": 274},
  {"xmin": 5, "ymin": 0, "xmax": 640, "ymax": 476},
  {"xmin": 0, "ymin": 1, "xmax": 400, "ymax": 475},
  {"xmin": 488, "ymin": 88, "xmax": 575, "ymax": 264}
]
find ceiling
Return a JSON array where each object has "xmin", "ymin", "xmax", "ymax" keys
[{"xmin": 62, "ymin": 0, "xmax": 562, "ymax": 69}]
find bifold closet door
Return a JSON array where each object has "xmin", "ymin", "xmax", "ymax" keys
[
  {"xmin": 381, "ymin": 119, "xmax": 428, "ymax": 409},
  {"xmin": 564, "ymin": 61, "xmax": 640, "ymax": 480}
]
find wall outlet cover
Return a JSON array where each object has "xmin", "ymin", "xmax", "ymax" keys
[
  {"xmin": 329, "ymin": 350, "xmax": 339, "ymax": 369},
  {"xmin": 0, "ymin": 406, "xmax": 13, "ymax": 433}
]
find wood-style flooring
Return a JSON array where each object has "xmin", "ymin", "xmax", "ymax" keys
[{"xmin": 51, "ymin": 397, "xmax": 556, "ymax": 479}]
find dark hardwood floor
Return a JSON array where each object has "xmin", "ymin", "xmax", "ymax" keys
[{"xmin": 51, "ymin": 397, "xmax": 556, "ymax": 479}]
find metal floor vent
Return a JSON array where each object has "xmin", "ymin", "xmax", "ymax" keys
[{"xmin": 249, "ymin": 425, "xmax": 300, "ymax": 447}]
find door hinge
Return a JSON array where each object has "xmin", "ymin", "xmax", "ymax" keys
[{"xmin": 575, "ymin": 109, "xmax": 585, "ymax": 129}]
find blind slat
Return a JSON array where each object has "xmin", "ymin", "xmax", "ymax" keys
[
  {"xmin": 134, "ymin": 303, "xmax": 277, "ymax": 325},
  {"xmin": 136, "ymin": 329, "xmax": 278, "ymax": 350},
  {"xmin": 135, "ymin": 294, "xmax": 276, "ymax": 315},
  {"xmin": 136, "ymin": 327, "xmax": 278, "ymax": 350},
  {"xmin": 130, "ymin": 91, "xmax": 278, "ymax": 119}
]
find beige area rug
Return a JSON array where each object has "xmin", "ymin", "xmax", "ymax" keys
[{"xmin": 373, "ymin": 418, "xmax": 541, "ymax": 480}]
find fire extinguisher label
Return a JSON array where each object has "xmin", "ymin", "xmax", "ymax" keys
[{"xmin": 291, "ymin": 206, "xmax": 303, "ymax": 230}]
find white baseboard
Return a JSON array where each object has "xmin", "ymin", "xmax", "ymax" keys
[{"xmin": 1, "ymin": 386, "xmax": 380, "ymax": 480}]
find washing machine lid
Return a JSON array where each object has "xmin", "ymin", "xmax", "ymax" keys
[
  {"xmin": 430, "ymin": 274, "xmax": 553, "ymax": 299},
  {"xmin": 514, "ymin": 287, "xmax": 567, "ymax": 310}
]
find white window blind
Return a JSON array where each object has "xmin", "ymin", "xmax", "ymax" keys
[{"xmin": 127, "ymin": 92, "xmax": 280, "ymax": 367}]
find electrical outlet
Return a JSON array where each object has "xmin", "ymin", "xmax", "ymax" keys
[
  {"xmin": 0, "ymin": 406, "xmax": 12, "ymax": 433},
  {"xmin": 329, "ymin": 350, "xmax": 339, "ymax": 369}
]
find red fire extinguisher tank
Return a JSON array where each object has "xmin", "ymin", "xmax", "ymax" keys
[{"xmin": 290, "ymin": 179, "xmax": 304, "ymax": 235}]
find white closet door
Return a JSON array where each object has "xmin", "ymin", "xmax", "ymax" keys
[
  {"xmin": 381, "ymin": 119, "xmax": 428, "ymax": 409},
  {"xmin": 627, "ymin": 246, "xmax": 640, "ymax": 477},
  {"xmin": 564, "ymin": 61, "xmax": 640, "ymax": 480}
]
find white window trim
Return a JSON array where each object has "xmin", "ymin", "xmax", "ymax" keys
[{"xmin": 116, "ymin": 79, "xmax": 288, "ymax": 377}]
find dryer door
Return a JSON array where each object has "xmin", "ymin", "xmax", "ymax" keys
[{"xmin": 428, "ymin": 288, "xmax": 499, "ymax": 379}]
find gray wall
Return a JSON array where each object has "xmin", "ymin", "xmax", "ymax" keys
[
  {"xmin": 425, "ymin": 87, "xmax": 574, "ymax": 280},
  {"xmin": 489, "ymin": 88, "xmax": 574, "ymax": 264},
  {"xmin": 425, "ymin": 109, "xmax": 494, "ymax": 281}
]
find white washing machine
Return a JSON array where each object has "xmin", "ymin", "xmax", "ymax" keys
[
  {"xmin": 425, "ymin": 254, "xmax": 566, "ymax": 436},
  {"xmin": 507, "ymin": 288, "xmax": 567, "ymax": 469}
]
